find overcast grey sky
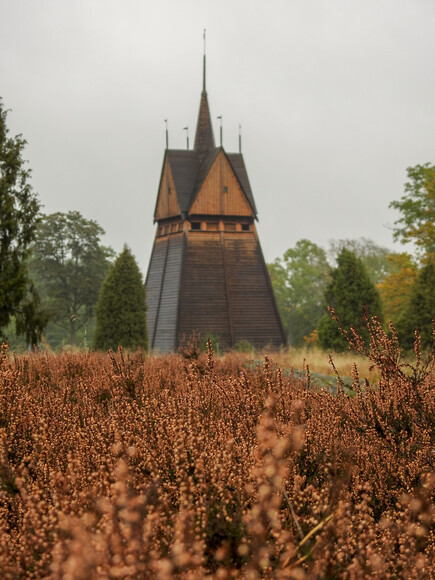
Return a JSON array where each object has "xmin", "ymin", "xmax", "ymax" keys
[{"xmin": 2, "ymin": 0, "xmax": 435, "ymax": 274}]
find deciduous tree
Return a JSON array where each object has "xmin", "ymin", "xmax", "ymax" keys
[
  {"xmin": 377, "ymin": 252, "xmax": 417, "ymax": 327},
  {"xmin": 94, "ymin": 246, "xmax": 148, "ymax": 351},
  {"xmin": 31, "ymin": 211, "xmax": 114, "ymax": 346},
  {"xmin": 268, "ymin": 240, "xmax": 331, "ymax": 346},
  {"xmin": 0, "ymin": 98, "xmax": 40, "ymax": 339},
  {"xmin": 390, "ymin": 163, "xmax": 435, "ymax": 256},
  {"xmin": 328, "ymin": 237, "xmax": 398, "ymax": 286}
]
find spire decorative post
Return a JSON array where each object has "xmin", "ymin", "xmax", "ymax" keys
[
  {"xmin": 239, "ymin": 123, "xmax": 242, "ymax": 153},
  {"xmin": 217, "ymin": 115, "xmax": 222, "ymax": 147},
  {"xmin": 164, "ymin": 119, "xmax": 168, "ymax": 149},
  {"xmin": 183, "ymin": 126, "xmax": 189, "ymax": 150},
  {"xmin": 203, "ymin": 29, "xmax": 206, "ymax": 92}
]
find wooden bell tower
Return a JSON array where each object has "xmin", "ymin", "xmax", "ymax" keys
[{"xmin": 145, "ymin": 49, "xmax": 285, "ymax": 352}]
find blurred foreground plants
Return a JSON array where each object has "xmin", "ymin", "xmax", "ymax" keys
[{"xmin": 0, "ymin": 315, "xmax": 433, "ymax": 578}]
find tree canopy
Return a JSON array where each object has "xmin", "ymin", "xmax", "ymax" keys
[
  {"xmin": 0, "ymin": 98, "xmax": 40, "ymax": 340},
  {"xmin": 268, "ymin": 239, "xmax": 331, "ymax": 346},
  {"xmin": 390, "ymin": 163, "xmax": 435, "ymax": 257},
  {"xmin": 377, "ymin": 252, "xmax": 418, "ymax": 328},
  {"xmin": 397, "ymin": 256, "xmax": 435, "ymax": 351},
  {"xmin": 30, "ymin": 211, "xmax": 114, "ymax": 347},
  {"xmin": 318, "ymin": 248, "xmax": 383, "ymax": 351},
  {"xmin": 94, "ymin": 246, "xmax": 148, "ymax": 351},
  {"xmin": 328, "ymin": 237, "xmax": 397, "ymax": 286}
]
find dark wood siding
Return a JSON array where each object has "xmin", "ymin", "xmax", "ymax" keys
[
  {"xmin": 145, "ymin": 233, "xmax": 184, "ymax": 352},
  {"xmin": 176, "ymin": 230, "xmax": 285, "ymax": 350},
  {"xmin": 223, "ymin": 233, "xmax": 284, "ymax": 347},
  {"xmin": 145, "ymin": 236, "xmax": 168, "ymax": 348},
  {"xmin": 153, "ymin": 234, "xmax": 184, "ymax": 352},
  {"xmin": 177, "ymin": 231, "xmax": 232, "ymax": 349}
]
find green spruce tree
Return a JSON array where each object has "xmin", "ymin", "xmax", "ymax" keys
[
  {"xmin": 318, "ymin": 248, "xmax": 383, "ymax": 351},
  {"xmin": 94, "ymin": 246, "xmax": 148, "ymax": 351}
]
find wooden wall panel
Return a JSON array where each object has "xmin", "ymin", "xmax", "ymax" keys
[
  {"xmin": 177, "ymin": 232, "xmax": 232, "ymax": 349},
  {"xmin": 223, "ymin": 233, "xmax": 285, "ymax": 347},
  {"xmin": 190, "ymin": 152, "xmax": 254, "ymax": 217},
  {"xmin": 176, "ymin": 230, "xmax": 284, "ymax": 350},
  {"xmin": 155, "ymin": 158, "xmax": 181, "ymax": 221},
  {"xmin": 153, "ymin": 233, "xmax": 184, "ymax": 352},
  {"xmin": 145, "ymin": 236, "xmax": 169, "ymax": 348}
]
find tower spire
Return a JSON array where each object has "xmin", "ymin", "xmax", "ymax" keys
[{"xmin": 194, "ymin": 29, "xmax": 215, "ymax": 160}]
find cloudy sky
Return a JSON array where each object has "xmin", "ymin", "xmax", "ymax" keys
[{"xmin": 2, "ymin": 0, "xmax": 435, "ymax": 274}]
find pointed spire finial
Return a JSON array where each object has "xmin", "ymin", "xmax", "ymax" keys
[
  {"xmin": 203, "ymin": 29, "xmax": 206, "ymax": 92},
  {"xmin": 194, "ymin": 30, "xmax": 215, "ymax": 159},
  {"xmin": 164, "ymin": 119, "xmax": 168, "ymax": 149}
]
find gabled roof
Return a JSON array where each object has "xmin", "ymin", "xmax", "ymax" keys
[
  {"xmin": 160, "ymin": 148, "xmax": 258, "ymax": 220},
  {"xmin": 227, "ymin": 153, "xmax": 257, "ymax": 216},
  {"xmin": 166, "ymin": 150, "xmax": 200, "ymax": 213}
]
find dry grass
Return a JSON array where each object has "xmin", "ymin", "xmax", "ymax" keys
[
  {"xmin": 261, "ymin": 346, "xmax": 383, "ymax": 383},
  {"xmin": 0, "ymin": 320, "xmax": 433, "ymax": 578}
]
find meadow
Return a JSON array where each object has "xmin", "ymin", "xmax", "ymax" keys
[{"xmin": 0, "ymin": 319, "xmax": 433, "ymax": 579}]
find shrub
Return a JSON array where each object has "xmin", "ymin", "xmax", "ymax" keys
[{"xmin": 0, "ymin": 317, "xmax": 433, "ymax": 577}]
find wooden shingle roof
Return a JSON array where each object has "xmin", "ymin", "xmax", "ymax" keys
[
  {"xmin": 193, "ymin": 90, "xmax": 215, "ymax": 161},
  {"xmin": 161, "ymin": 147, "xmax": 258, "ymax": 219}
]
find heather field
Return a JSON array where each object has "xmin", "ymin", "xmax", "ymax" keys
[{"xmin": 0, "ymin": 321, "xmax": 434, "ymax": 579}]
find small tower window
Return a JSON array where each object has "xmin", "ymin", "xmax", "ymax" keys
[
  {"xmin": 223, "ymin": 186, "xmax": 228, "ymax": 193},
  {"xmin": 242, "ymin": 224, "xmax": 250, "ymax": 231},
  {"xmin": 191, "ymin": 222, "xmax": 201, "ymax": 230}
]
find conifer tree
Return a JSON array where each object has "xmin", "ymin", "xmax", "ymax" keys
[
  {"xmin": 0, "ymin": 98, "xmax": 40, "ymax": 339},
  {"xmin": 318, "ymin": 248, "xmax": 383, "ymax": 351},
  {"xmin": 94, "ymin": 246, "xmax": 148, "ymax": 351}
]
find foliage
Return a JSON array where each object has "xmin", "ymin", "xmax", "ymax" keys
[
  {"xmin": 318, "ymin": 248, "xmax": 383, "ymax": 351},
  {"xmin": 390, "ymin": 163, "xmax": 435, "ymax": 256},
  {"xmin": 14, "ymin": 281, "xmax": 49, "ymax": 349},
  {"xmin": 0, "ymin": 318, "xmax": 433, "ymax": 577},
  {"xmin": 0, "ymin": 98, "xmax": 40, "ymax": 339},
  {"xmin": 397, "ymin": 256, "xmax": 435, "ymax": 351},
  {"xmin": 328, "ymin": 237, "xmax": 399, "ymax": 286},
  {"xmin": 377, "ymin": 252, "xmax": 418, "ymax": 327},
  {"xmin": 30, "ymin": 211, "xmax": 114, "ymax": 347},
  {"xmin": 94, "ymin": 246, "xmax": 148, "ymax": 351},
  {"xmin": 268, "ymin": 239, "xmax": 331, "ymax": 346}
]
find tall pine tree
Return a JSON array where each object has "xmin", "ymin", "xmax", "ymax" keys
[
  {"xmin": 94, "ymin": 246, "xmax": 148, "ymax": 351},
  {"xmin": 0, "ymin": 98, "xmax": 40, "ymax": 339},
  {"xmin": 318, "ymin": 248, "xmax": 383, "ymax": 351}
]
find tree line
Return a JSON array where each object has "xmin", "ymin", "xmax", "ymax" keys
[
  {"xmin": 1, "ymin": 96, "xmax": 433, "ymax": 352},
  {"xmin": 268, "ymin": 163, "xmax": 434, "ymax": 351},
  {"xmin": 0, "ymin": 98, "xmax": 147, "ymax": 352}
]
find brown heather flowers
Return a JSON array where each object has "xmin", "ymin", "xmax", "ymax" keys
[{"xmin": 0, "ymin": 324, "xmax": 433, "ymax": 579}]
